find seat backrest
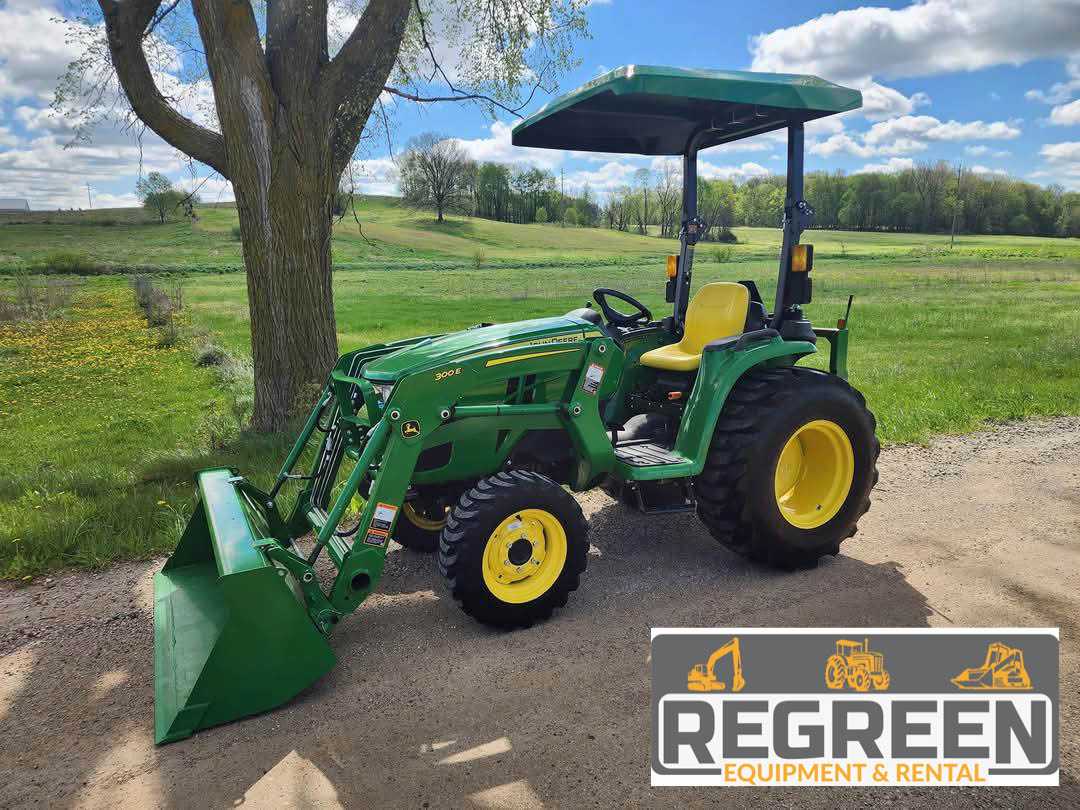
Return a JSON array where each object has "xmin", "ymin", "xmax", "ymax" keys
[{"xmin": 681, "ymin": 282, "xmax": 750, "ymax": 354}]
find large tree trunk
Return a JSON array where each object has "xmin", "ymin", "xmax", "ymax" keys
[
  {"xmin": 235, "ymin": 157, "xmax": 338, "ymax": 431},
  {"xmin": 191, "ymin": 0, "xmax": 342, "ymax": 430}
]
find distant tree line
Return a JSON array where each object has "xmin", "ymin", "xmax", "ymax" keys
[
  {"xmin": 398, "ymin": 133, "xmax": 600, "ymax": 226},
  {"xmin": 398, "ymin": 134, "xmax": 1080, "ymax": 239}
]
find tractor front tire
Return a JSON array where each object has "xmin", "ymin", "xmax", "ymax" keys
[
  {"xmin": 439, "ymin": 470, "xmax": 588, "ymax": 630},
  {"xmin": 696, "ymin": 367, "xmax": 879, "ymax": 569},
  {"xmin": 393, "ymin": 495, "xmax": 451, "ymax": 553}
]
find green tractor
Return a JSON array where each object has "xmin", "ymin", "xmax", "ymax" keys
[{"xmin": 154, "ymin": 66, "xmax": 879, "ymax": 743}]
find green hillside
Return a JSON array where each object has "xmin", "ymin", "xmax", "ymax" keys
[{"xmin": 3, "ymin": 196, "xmax": 1077, "ymax": 277}]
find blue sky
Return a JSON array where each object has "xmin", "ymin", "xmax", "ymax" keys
[{"xmin": 0, "ymin": 0, "xmax": 1079, "ymax": 209}]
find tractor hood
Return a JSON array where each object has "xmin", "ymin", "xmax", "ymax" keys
[{"xmin": 361, "ymin": 316, "xmax": 600, "ymax": 381}]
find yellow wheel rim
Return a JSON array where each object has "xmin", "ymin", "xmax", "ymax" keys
[
  {"xmin": 773, "ymin": 419, "xmax": 855, "ymax": 529},
  {"xmin": 481, "ymin": 509, "xmax": 567, "ymax": 604},
  {"xmin": 403, "ymin": 501, "xmax": 449, "ymax": 532}
]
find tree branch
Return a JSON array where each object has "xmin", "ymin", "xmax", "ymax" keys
[
  {"xmin": 98, "ymin": 0, "xmax": 227, "ymax": 176},
  {"xmin": 266, "ymin": 0, "xmax": 329, "ymax": 92},
  {"xmin": 382, "ymin": 77, "xmax": 547, "ymax": 120},
  {"xmin": 388, "ymin": 0, "xmax": 551, "ymax": 119},
  {"xmin": 143, "ymin": 0, "xmax": 180, "ymax": 38},
  {"xmin": 321, "ymin": 0, "xmax": 412, "ymax": 175}
]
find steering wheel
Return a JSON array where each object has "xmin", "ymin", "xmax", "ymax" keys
[{"xmin": 592, "ymin": 288, "xmax": 652, "ymax": 327}]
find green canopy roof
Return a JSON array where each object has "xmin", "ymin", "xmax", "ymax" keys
[{"xmin": 511, "ymin": 65, "xmax": 861, "ymax": 155}]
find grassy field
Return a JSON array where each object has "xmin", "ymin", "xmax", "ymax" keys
[{"xmin": 1, "ymin": 198, "xmax": 1078, "ymax": 578}]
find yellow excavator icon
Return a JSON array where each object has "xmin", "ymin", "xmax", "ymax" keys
[
  {"xmin": 951, "ymin": 642, "xmax": 1032, "ymax": 690},
  {"xmin": 687, "ymin": 637, "xmax": 745, "ymax": 692}
]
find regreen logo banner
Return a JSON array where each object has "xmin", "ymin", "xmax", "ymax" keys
[{"xmin": 651, "ymin": 628, "xmax": 1058, "ymax": 786}]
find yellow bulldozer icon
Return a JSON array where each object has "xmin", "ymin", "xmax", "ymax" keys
[
  {"xmin": 825, "ymin": 638, "xmax": 890, "ymax": 691},
  {"xmin": 687, "ymin": 637, "xmax": 745, "ymax": 692},
  {"xmin": 951, "ymin": 642, "xmax": 1032, "ymax": 690}
]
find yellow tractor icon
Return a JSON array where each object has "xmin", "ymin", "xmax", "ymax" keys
[
  {"xmin": 951, "ymin": 642, "xmax": 1032, "ymax": 690},
  {"xmin": 825, "ymin": 638, "xmax": 890, "ymax": 691},
  {"xmin": 687, "ymin": 637, "xmax": 745, "ymax": 692}
]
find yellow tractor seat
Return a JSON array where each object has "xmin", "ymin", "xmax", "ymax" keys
[{"xmin": 640, "ymin": 282, "xmax": 750, "ymax": 372}]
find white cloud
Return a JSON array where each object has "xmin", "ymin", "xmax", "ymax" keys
[
  {"xmin": 808, "ymin": 115, "xmax": 1017, "ymax": 162},
  {"xmin": 0, "ymin": 1, "xmax": 84, "ymax": 103},
  {"xmin": 563, "ymin": 161, "xmax": 640, "ymax": 192},
  {"xmin": 702, "ymin": 140, "xmax": 773, "ymax": 154},
  {"xmin": 969, "ymin": 164, "xmax": 1008, "ymax": 175},
  {"xmin": 964, "ymin": 145, "xmax": 1010, "ymax": 158},
  {"xmin": 749, "ymin": 0, "xmax": 1080, "ymax": 81},
  {"xmin": 857, "ymin": 80, "xmax": 932, "ymax": 120},
  {"xmin": 1026, "ymin": 56, "xmax": 1080, "ymax": 104},
  {"xmin": 805, "ymin": 117, "xmax": 847, "ymax": 137},
  {"xmin": 810, "ymin": 132, "xmax": 927, "ymax": 158},
  {"xmin": 864, "ymin": 115, "xmax": 1020, "ymax": 144},
  {"xmin": 346, "ymin": 157, "xmax": 398, "ymax": 196},
  {"xmin": 857, "ymin": 157, "xmax": 915, "ymax": 174},
  {"xmin": 1033, "ymin": 142, "xmax": 1080, "ymax": 189},
  {"xmin": 451, "ymin": 121, "xmax": 563, "ymax": 170},
  {"xmin": 14, "ymin": 105, "xmax": 75, "ymax": 134},
  {"xmin": 697, "ymin": 161, "xmax": 771, "ymax": 181},
  {"xmin": 1040, "ymin": 141, "xmax": 1080, "ymax": 162},
  {"xmin": 1049, "ymin": 99, "xmax": 1080, "ymax": 125}
]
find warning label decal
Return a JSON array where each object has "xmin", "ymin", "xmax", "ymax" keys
[
  {"xmin": 371, "ymin": 502, "xmax": 398, "ymax": 532},
  {"xmin": 582, "ymin": 362, "xmax": 605, "ymax": 395}
]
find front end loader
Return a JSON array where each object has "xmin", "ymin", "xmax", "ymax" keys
[{"xmin": 155, "ymin": 65, "xmax": 879, "ymax": 742}]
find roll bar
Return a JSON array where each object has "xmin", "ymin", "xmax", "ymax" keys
[{"xmin": 670, "ymin": 121, "xmax": 813, "ymax": 334}]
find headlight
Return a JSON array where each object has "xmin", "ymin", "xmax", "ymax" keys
[{"xmin": 370, "ymin": 382, "xmax": 394, "ymax": 409}]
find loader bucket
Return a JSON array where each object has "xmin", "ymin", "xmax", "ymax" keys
[
  {"xmin": 154, "ymin": 468, "xmax": 336, "ymax": 744},
  {"xmin": 950, "ymin": 668, "xmax": 992, "ymax": 689}
]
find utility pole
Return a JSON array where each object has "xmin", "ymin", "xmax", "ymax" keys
[
  {"xmin": 86, "ymin": 182, "xmax": 93, "ymax": 210},
  {"xmin": 560, "ymin": 168, "xmax": 565, "ymax": 227},
  {"xmin": 950, "ymin": 164, "xmax": 962, "ymax": 248}
]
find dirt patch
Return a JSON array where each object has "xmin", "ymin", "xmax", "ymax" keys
[{"xmin": 2, "ymin": 418, "xmax": 1078, "ymax": 807}]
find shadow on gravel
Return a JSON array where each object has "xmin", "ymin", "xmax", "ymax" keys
[{"xmin": 3, "ymin": 499, "xmax": 945, "ymax": 808}]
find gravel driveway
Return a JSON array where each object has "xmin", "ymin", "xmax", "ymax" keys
[{"xmin": 2, "ymin": 418, "xmax": 1078, "ymax": 808}]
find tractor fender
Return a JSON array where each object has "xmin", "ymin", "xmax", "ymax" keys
[{"xmin": 674, "ymin": 337, "xmax": 817, "ymax": 471}]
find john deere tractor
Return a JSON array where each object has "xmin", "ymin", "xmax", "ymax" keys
[{"xmin": 154, "ymin": 66, "xmax": 879, "ymax": 742}]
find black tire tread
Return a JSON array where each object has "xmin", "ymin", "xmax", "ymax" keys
[
  {"xmin": 695, "ymin": 366, "xmax": 880, "ymax": 568},
  {"xmin": 438, "ymin": 470, "xmax": 588, "ymax": 629}
]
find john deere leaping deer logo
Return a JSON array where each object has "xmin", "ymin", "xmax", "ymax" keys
[
  {"xmin": 687, "ymin": 637, "xmax": 745, "ymax": 691},
  {"xmin": 401, "ymin": 420, "xmax": 421, "ymax": 438},
  {"xmin": 951, "ymin": 642, "xmax": 1032, "ymax": 690},
  {"xmin": 825, "ymin": 638, "xmax": 891, "ymax": 691}
]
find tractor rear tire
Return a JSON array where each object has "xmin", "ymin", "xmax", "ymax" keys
[
  {"xmin": 438, "ymin": 470, "xmax": 588, "ymax": 630},
  {"xmin": 695, "ymin": 366, "xmax": 879, "ymax": 569}
]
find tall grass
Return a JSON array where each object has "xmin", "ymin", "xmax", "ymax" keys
[{"xmin": 0, "ymin": 212, "xmax": 1077, "ymax": 579}]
